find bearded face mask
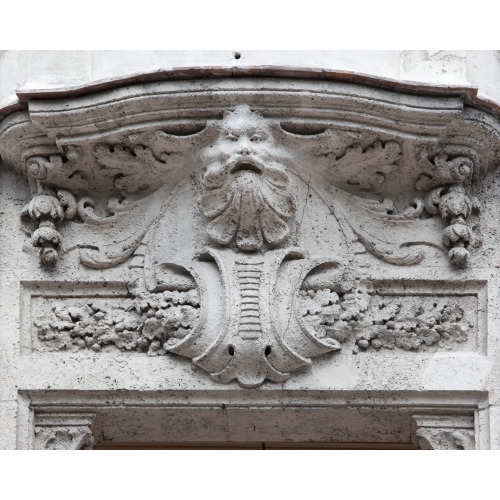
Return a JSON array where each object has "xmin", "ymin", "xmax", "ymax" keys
[{"xmin": 200, "ymin": 105, "xmax": 295, "ymax": 251}]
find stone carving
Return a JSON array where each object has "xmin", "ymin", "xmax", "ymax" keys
[
  {"xmin": 2, "ymin": 78, "xmax": 499, "ymax": 387},
  {"xmin": 26, "ymin": 151, "xmax": 89, "ymax": 193},
  {"xmin": 416, "ymin": 147, "xmax": 475, "ymax": 192},
  {"xmin": 34, "ymin": 427, "xmax": 96, "ymax": 450},
  {"xmin": 413, "ymin": 415, "xmax": 475, "ymax": 450},
  {"xmin": 199, "ymin": 106, "xmax": 295, "ymax": 251},
  {"xmin": 418, "ymin": 148, "xmax": 478, "ymax": 268},
  {"xmin": 34, "ymin": 414, "xmax": 96, "ymax": 450},
  {"xmin": 33, "ymin": 276, "xmax": 477, "ymax": 378},
  {"xmin": 34, "ymin": 290, "xmax": 200, "ymax": 354},
  {"xmin": 424, "ymin": 184, "xmax": 475, "ymax": 268},
  {"xmin": 333, "ymin": 193, "xmax": 433, "ymax": 266},
  {"xmin": 297, "ymin": 285, "xmax": 472, "ymax": 353},
  {"xmin": 416, "ymin": 428, "xmax": 475, "ymax": 450},
  {"xmin": 21, "ymin": 189, "xmax": 77, "ymax": 266},
  {"xmin": 95, "ymin": 143, "xmax": 172, "ymax": 194},
  {"xmin": 326, "ymin": 140, "xmax": 401, "ymax": 192}
]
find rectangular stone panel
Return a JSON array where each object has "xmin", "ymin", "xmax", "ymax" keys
[
  {"xmin": 360, "ymin": 280, "xmax": 486, "ymax": 354},
  {"xmin": 22, "ymin": 281, "xmax": 200, "ymax": 356},
  {"xmin": 23, "ymin": 279, "xmax": 486, "ymax": 356},
  {"xmin": 297, "ymin": 279, "xmax": 486, "ymax": 355}
]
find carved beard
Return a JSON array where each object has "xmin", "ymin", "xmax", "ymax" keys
[{"xmin": 200, "ymin": 169, "xmax": 295, "ymax": 251}]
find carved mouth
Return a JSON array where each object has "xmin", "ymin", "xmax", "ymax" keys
[{"xmin": 230, "ymin": 161, "xmax": 262, "ymax": 175}]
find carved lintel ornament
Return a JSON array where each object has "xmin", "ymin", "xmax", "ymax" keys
[
  {"xmin": 34, "ymin": 413, "xmax": 96, "ymax": 450},
  {"xmin": 417, "ymin": 147, "xmax": 481, "ymax": 268},
  {"xmin": 413, "ymin": 415, "xmax": 475, "ymax": 450},
  {"xmin": 2, "ymin": 78, "xmax": 500, "ymax": 386},
  {"xmin": 21, "ymin": 187, "xmax": 77, "ymax": 267}
]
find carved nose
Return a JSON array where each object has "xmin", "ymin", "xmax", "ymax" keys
[{"xmin": 238, "ymin": 147, "xmax": 250, "ymax": 155}]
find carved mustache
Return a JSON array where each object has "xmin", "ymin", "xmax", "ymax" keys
[{"xmin": 202, "ymin": 155, "xmax": 289, "ymax": 189}]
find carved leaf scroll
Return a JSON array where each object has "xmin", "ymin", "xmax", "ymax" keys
[
  {"xmin": 416, "ymin": 147, "xmax": 476, "ymax": 192},
  {"xmin": 26, "ymin": 150, "xmax": 89, "ymax": 193},
  {"xmin": 95, "ymin": 143, "xmax": 173, "ymax": 194},
  {"xmin": 326, "ymin": 141, "xmax": 402, "ymax": 192},
  {"xmin": 34, "ymin": 427, "xmax": 96, "ymax": 450}
]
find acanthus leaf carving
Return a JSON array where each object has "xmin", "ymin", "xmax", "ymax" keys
[
  {"xmin": 416, "ymin": 146, "xmax": 476, "ymax": 192},
  {"xmin": 95, "ymin": 143, "xmax": 173, "ymax": 194},
  {"xmin": 33, "ymin": 414, "xmax": 96, "ymax": 450},
  {"xmin": 325, "ymin": 185, "xmax": 443, "ymax": 266},
  {"xmin": 325, "ymin": 140, "xmax": 402, "ymax": 192}
]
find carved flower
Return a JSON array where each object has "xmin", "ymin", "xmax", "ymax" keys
[
  {"xmin": 28, "ymin": 195, "xmax": 65, "ymax": 222},
  {"xmin": 442, "ymin": 223, "xmax": 472, "ymax": 247},
  {"xmin": 439, "ymin": 188, "xmax": 472, "ymax": 219},
  {"xmin": 199, "ymin": 105, "xmax": 295, "ymax": 251}
]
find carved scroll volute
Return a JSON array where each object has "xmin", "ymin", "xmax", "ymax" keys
[{"xmin": 418, "ymin": 147, "xmax": 478, "ymax": 268}]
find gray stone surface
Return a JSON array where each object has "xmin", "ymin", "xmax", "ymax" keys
[{"xmin": 1, "ymin": 51, "xmax": 500, "ymax": 449}]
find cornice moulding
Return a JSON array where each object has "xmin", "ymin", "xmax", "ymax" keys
[{"xmin": 2, "ymin": 66, "xmax": 500, "ymax": 119}]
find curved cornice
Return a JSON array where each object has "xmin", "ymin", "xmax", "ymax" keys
[{"xmin": 1, "ymin": 66, "xmax": 500, "ymax": 120}]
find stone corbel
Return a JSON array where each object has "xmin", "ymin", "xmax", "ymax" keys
[
  {"xmin": 34, "ymin": 413, "xmax": 96, "ymax": 450},
  {"xmin": 412, "ymin": 415, "xmax": 475, "ymax": 450}
]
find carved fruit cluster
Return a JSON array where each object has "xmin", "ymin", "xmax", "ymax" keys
[
  {"xmin": 425, "ymin": 184, "xmax": 474, "ymax": 268},
  {"xmin": 296, "ymin": 285, "xmax": 372, "ymax": 343},
  {"xmin": 22, "ymin": 190, "xmax": 77, "ymax": 266},
  {"xmin": 34, "ymin": 290, "xmax": 200, "ymax": 354},
  {"xmin": 354, "ymin": 297, "xmax": 469, "ymax": 352},
  {"xmin": 297, "ymin": 287, "xmax": 470, "ymax": 352}
]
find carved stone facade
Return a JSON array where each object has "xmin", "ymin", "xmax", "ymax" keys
[{"xmin": 1, "ymin": 51, "xmax": 500, "ymax": 449}]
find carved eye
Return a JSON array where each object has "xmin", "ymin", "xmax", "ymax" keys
[
  {"xmin": 250, "ymin": 134, "xmax": 263, "ymax": 142},
  {"xmin": 227, "ymin": 134, "xmax": 238, "ymax": 142}
]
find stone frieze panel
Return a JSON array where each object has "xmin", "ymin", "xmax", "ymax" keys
[{"xmin": 26, "ymin": 280, "xmax": 485, "ymax": 384}]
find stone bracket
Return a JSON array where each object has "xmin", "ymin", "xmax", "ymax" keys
[
  {"xmin": 34, "ymin": 413, "xmax": 96, "ymax": 450},
  {"xmin": 412, "ymin": 414, "xmax": 475, "ymax": 450}
]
